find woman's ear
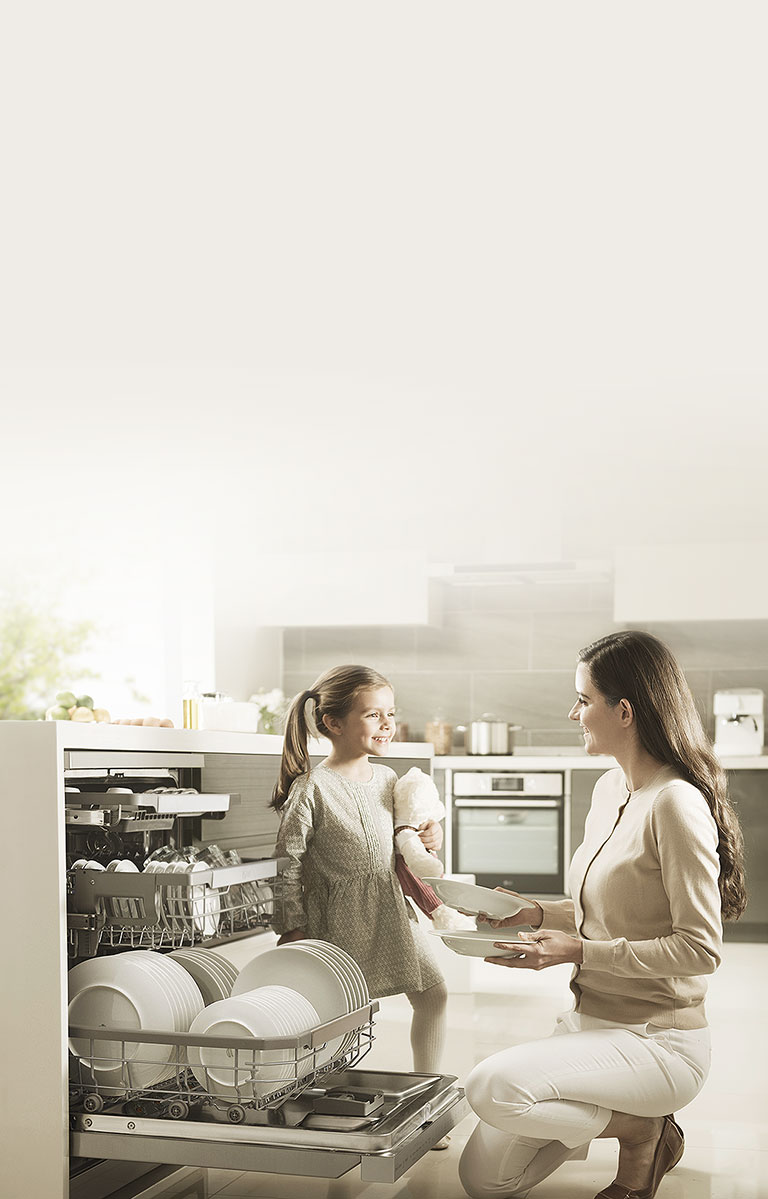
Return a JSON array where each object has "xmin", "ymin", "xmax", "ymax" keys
[{"xmin": 618, "ymin": 698, "xmax": 634, "ymax": 727}]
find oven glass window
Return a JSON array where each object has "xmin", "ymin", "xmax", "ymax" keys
[{"xmin": 456, "ymin": 807, "xmax": 559, "ymax": 874}]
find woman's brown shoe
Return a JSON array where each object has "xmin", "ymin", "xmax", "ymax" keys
[{"xmin": 594, "ymin": 1115, "xmax": 684, "ymax": 1199}]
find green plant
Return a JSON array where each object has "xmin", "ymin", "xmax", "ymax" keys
[{"xmin": 0, "ymin": 597, "xmax": 97, "ymax": 720}]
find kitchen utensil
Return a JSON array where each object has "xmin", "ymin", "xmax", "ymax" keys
[{"xmin": 458, "ymin": 717, "xmax": 522, "ymax": 755}]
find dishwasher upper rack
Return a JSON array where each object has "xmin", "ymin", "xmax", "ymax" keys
[
  {"xmin": 67, "ymin": 858, "xmax": 286, "ymax": 957},
  {"xmin": 68, "ymin": 1002, "xmax": 379, "ymax": 1120}
]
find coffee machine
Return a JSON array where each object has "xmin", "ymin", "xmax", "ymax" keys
[{"xmin": 713, "ymin": 688, "xmax": 765, "ymax": 755}]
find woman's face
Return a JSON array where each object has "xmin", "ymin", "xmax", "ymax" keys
[
  {"xmin": 327, "ymin": 686, "xmax": 397, "ymax": 758},
  {"xmin": 568, "ymin": 663, "xmax": 626, "ymax": 757}
]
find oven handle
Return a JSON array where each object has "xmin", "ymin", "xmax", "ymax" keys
[{"xmin": 454, "ymin": 799, "xmax": 560, "ymax": 809}]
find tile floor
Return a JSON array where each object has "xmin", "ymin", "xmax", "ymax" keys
[{"xmin": 135, "ymin": 942, "xmax": 768, "ymax": 1199}]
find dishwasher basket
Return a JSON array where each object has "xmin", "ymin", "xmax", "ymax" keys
[
  {"xmin": 67, "ymin": 857, "xmax": 284, "ymax": 957},
  {"xmin": 68, "ymin": 1003, "xmax": 378, "ymax": 1121}
]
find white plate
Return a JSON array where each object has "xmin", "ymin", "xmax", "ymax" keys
[
  {"xmin": 68, "ymin": 955, "xmax": 177, "ymax": 1089},
  {"xmin": 232, "ymin": 942, "xmax": 349, "ymax": 1063},
  {"xmin": 432, "ymin": 927, "xmax": 525, "ymax": 959},
  {"xmin": 421, "ymin": 878, "xmax": 537, "ymax": 919},
  {"xmin": 169, "ymin": 950, "xmax": 232, "ymax": 1005},
  {"xmin": 187, "ymin": 987, "xmax": 319, "ymax": 1099}
]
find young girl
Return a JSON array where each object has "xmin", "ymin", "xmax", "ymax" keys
[{"xmin": 270, "ymin": 664, "xmax": 448, "ymax": 1075}]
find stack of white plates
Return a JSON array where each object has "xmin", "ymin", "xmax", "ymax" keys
[
  {"xmin": 68, "ymin": 950, "xmax": 205, "ymax": 1090},
  {"xmin": 232, "ymin": 940, "xmax": 370, "ymax": 1065},
  {"xmin": 169, "ymin": 948, "xmax": 239, "ymax": 1005},
  {"xmin": 187, "ymin": 985, "xmax": 320, "ymax": 1100}
]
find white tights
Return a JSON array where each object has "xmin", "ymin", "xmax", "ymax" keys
[
  {"xmin": 459, "ymin": 1010, "xmax": 710, "ymax": 1199},
  {"xmin": 406, "ymin": 981, "xmax": 448, "ymax": 1073}
]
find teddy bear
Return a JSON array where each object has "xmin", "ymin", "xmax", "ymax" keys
[{"xmin": 393, "ymin": 767, "xmax": 474, "ymax": 931}]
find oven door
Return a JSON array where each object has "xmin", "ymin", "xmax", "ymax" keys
[{"xmin": 452, "ymin": 799, "xmax": 564, "ymax": 894}]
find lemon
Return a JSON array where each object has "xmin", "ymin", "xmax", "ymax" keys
[{"xmin": 56, "ymin": 690, "xmax": 77, "ymax": 708}]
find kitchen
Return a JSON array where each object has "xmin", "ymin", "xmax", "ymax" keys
[{"xmin": 2, "ymin": 4, "xmax": 768, "ymax": 1198}]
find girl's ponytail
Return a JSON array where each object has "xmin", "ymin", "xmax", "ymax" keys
[{"xmin": 270, "ymin": 690, "xmax": 318, "ymax": 810}]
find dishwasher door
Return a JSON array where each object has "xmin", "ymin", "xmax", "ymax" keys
[{"xmin": 71, "ymin": 1068, "xmax": 468, "ymax": 1184}]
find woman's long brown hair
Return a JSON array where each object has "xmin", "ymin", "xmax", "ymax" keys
[
  {"xmin": 270, "ymin": 664, "xmax": 393, "ymax": 810},
  {"xmin": 580, "ymin": 630, "xmax": 747, "ymax": 920}
]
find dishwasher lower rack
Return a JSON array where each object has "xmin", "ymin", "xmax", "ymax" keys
[
  {"xmin": 67, "ymin": 857, "xmax": 285, "ymax": 957},
  {"xmin": 71, "ymin": 1064, "xmax": 469, "ymax": 1184},
  {"xmin": 69, "ymin": 1003, "xmax": 379, "ymax": 1118}
]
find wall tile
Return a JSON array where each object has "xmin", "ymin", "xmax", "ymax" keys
[
  {"xmin": 388, "ymin": 672, "xmax": 472, "ymax": 734},
  {"xmin": 643, "ymin": 621, "xmax": 768, "ymax": 670},
  {"xmin": 415, "ymin": 610, "xmax": 531, "ymax": 671},
  {"xmin": 470, "ymin": 671, "xmax": 577, "ymax": 732},
  {"xmin": 524, "ymin": 729, "xmax": 585, "ymax": 747},
  {"xmin": 297, "ymin": 626, "xmax": 418, "ymax": 677},
  {"xmin": 530, "ymin": 611, "xmax": 620, "ymax": 670}
]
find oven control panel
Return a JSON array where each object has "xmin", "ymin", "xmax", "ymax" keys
[{"xmin": 452, "ymin": 772, "xmax": 564, "ymax": 797}]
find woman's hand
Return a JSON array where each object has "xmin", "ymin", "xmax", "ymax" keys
[
  {"xmin": 477, "ymin": 887, "xmax": 544, "ymax": 931},
  {"xmin": 417, "ymin": 819, "xmax": 443, "ymax": 853},
  {"xmin": 277, "ymin": 929, "xmax": 307, "ymax": 945},
  {"xmin": 484, "ymin": 929, "xmax": 584, "ymax": 970}
]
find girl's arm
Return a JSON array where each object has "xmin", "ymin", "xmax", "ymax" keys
[{"xmin": 271, "ymin": 790, "xmax": 314, "ymax": 937}]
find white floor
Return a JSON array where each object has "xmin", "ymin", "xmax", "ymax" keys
[{"xmin": 143, "ymin": 942, "xmax": 768, "ymax": 1199}]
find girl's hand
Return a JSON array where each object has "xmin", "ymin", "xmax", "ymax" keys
[
  {"xmin": 477, "ymin": 887, "xmax": 544, "ymax": 930},
  {"xmin": 417, "ymin": 819, "xmax": 443, "ymax": 853},
  {"xmin": 277, "ymin": 929, "xmax": 308, "ymax": 945},
  {"xmin": 484, "ymin": 929, "xmax": 584, "ymax": 970}
]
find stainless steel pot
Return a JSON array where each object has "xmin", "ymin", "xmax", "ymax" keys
[{"xmin": 459, "ymin": 716, "xmax": 522, "ymax": 755}]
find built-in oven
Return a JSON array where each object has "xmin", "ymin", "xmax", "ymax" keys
[{"xmin": 447, "ymin": 771, "xmax": 567, "ymax": 896}]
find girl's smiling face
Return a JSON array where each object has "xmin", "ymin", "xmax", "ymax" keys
[{"xmin": 326, "ymin": 686, "xmax": 397, "ymax": 758}]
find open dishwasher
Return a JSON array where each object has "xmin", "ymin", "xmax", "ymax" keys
[{"xmin": 0, "ymin": 723, "xmax": 467, "ymax": 1199}]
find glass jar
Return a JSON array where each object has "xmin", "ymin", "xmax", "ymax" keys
[{"xmin": 425, "ymin": 718, "xmax": 453, "ymax": 756}]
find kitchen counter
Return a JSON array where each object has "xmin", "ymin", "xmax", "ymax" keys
[
  {"xmin": 435, "ymin": 750, "xmax": 768, "ymax": 770},
  {"xmin": 31, "ymin": 721, "xmax": 434, "ymax": 759}
]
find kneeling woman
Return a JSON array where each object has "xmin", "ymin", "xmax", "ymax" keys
[{"xmin": 459, "ymin": 631, "xmax": 746, "ymax": 1199}]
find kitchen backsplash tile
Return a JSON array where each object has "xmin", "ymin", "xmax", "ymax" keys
[
  {"xmin": 282, "ymin": 579, "xmax": 768, "ymax": 744},
  {"xmin": 530, "ymin": 610, "xmax": 620, "ymax": 670},
  {"xmin": 642, "ymin": 620, "xmax": 768, "ymax": 670},
  {"xmin": 415, "ymin": 610, "xmax": 532, "ymax": 672},
  {"xmin": 470, "ymin": 670, "xmax": 579, "ymax": 732}
]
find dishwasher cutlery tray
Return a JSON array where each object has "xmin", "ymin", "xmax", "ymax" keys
[
  {"xmin": 69, "ymin": 1002, "xmax": 378, "ymax": 1117},
  {"xmin": 67, "ymin": 858, "xmax": 285, "ymax": 956}
]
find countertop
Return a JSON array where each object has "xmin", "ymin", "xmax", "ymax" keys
[
  {"xmin": 434, "ymin": 750, "xmax": 768, "ymax": 770},
  {"xmin": 2, "ymin": 721, "xmax": 433, "ymax": 759}
]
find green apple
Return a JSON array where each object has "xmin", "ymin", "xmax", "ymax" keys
[
  {"xmin": 46, "ymin": 705, "xmax": 71, "ymax": 720},
  {"xmin": 76, "ymin": 695, "xmax": 94, "ymax": 710},
  {"xmin": 56, "ymin": 690, "xmax": 77, "ymax": 708}
]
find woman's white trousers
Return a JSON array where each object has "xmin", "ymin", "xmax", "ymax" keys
[{"xmin": 459, "ymin": 1010, "xmax": 710, "ymax": 1199}]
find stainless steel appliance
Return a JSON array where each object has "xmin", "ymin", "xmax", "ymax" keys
[
  {"xmin": 447, "ymin": 770, "xmax": 567, "ymax": 894},
  {"xmin": 1, "ymin": 725, "xmax": 466, "ymax": 1199}
]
